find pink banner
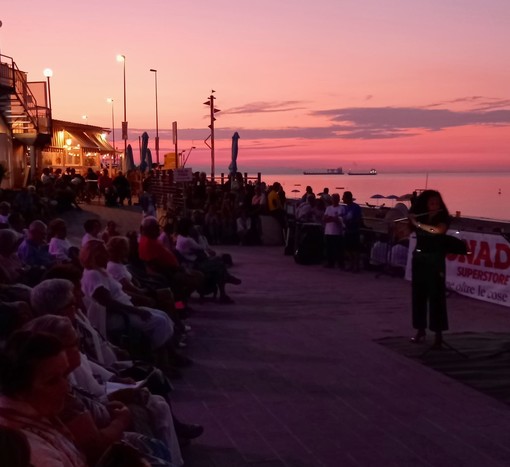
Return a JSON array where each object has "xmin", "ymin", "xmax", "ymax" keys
[{"xmin": 405, "ymin": 231, "xmax": 510, "ymax": 307}]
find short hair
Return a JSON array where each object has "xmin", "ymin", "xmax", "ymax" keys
[
  {"xmin": 106, "ymin": 236, "xmax": 130, "ymax": 262},
  {"xmin": 47, "ymin": 218, "xmax": 66, "ymax": 238},
  {"xmin": 79, "ymin": 239, "xmax": 107, "ymax": 269},
  {"xmin": 22, "ymin": 315, "xmax": 76, "ymax": 347},
  {"xmin": 0, "ymin": 229, "xmax": 22, "ymax": 255},
  {"xmin": 0, "ymin": 331, "xmax": 64, "ymax": 397},
  {"xmin": 83, "ymin": 219, "xmax": 101, "ymax": 233},
  {"xmin": 30, "ymin": 279, "xmax": 75, "ymax": 317},
  {"xmin": 141, "ymin": 216, "xmax": 159, "ymax": 230},
  {"xmin": 28, "ymin": 220, "xmax": 46, "ymax": 233}
]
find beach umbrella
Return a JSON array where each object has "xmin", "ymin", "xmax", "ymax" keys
[
  {"xmin": 370, "ymin": 193, "xmax": 385, "ymax": 206},
  {"xmin": 147, "ymin": 148, "xmax": 153, "ymax": 170},
  {"xmin": 229, "ymin": 132, "xmax": 240, "ymax": 176},
  {"xmin": 140, "ymin": 132, "xmax": 149, "ymax": 172},
  {"xmin": 397, "ymin": 193, "xmax": 413, "ymax": 202},
  {"xmin": 125, "ymin": 144, "xmax": 135, "ymax": 171},
  {"xmin": 386, "ymin": 194, "xmax": 399, "ymax": 205}
]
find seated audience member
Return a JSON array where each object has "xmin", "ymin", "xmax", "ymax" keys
[
  {"xmin": 0, "ymin": 201, "xmax": 11, "ymax": 226},
  {"xmin": 158, "ymin": 222, "xmax": 176, "ymax": 252},
  {"xmin": 176, "ymin": 217, "xmax": 241, "ymax": 303},
  {"xmin": 48, "ymin": 218, "xmax": 77, "ymax": 263},
  {"xmin": 0, "ymin": 332, "xmax": 88, "ymax": 467},
  {"xmin": 79, "ymin": 240, "xmax": 175, "ymax": 358},
  {"xmin": 101, "ymin": 220, "xmax": 121, "ymax": 244},
  {"xmin": 31, "ymin": 275, "xmax": 202, "ymax": 442},
  {"xmin": 139, "ymin": 216, "xmax": 203, "ymax": 303},
  {"xmin": 82, "ymin": 218, "xmax": 102, "ymax": 246},
  {"xmin": 22, "ymin": 315, "xmax": 183, "ymax": 466},
  {"xmin": 17, "ymin": 220, "xmax": 55, "ymax": 271},
  {"xmin": 106, "ymin": 236, "xmax": 162, "ymax": 308},
  {"xmin": 236, "ymin": 208, "xmax": 256, "ymax": 245},
  {"xmin": 0, "ymin": 229, "xmax": 24, "ymax": 284}
]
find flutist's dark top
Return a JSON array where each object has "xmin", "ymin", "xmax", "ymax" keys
[{"xmin": 413, "ymin": 212, "xmax": 451, "ymax": 254}]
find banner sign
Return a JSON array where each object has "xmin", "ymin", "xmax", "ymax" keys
[
  {"xmin": 173, "ymin": 167, "xmax": 193, "ymax": 183},
  {"xmin": 405, "ymin": 230, "xmax": 510, "ymax": 307}
]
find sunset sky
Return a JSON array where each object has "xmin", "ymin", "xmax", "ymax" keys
[{"xmin": 2, "ymin": 0, "xmax": 510, "ymax": 173}]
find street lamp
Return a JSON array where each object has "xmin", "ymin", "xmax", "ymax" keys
[
  {"xmin": 149, "ymin": 69, "xmax": 159, "ymax": 166},
  {"xmin": 107, "ymin": 98, "xmax": 115, "ymax": 171},
  {"xmin": 116, "ymin": 54, "xmax": 127, "ymax": 161},
  {"xmin": 43, "ymin": 68, "xmax": 53, "ymax": 130}
]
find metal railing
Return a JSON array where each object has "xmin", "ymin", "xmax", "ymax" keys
[{"xmin": 0, "ymin": 53, "xmax": 41, "ymax": 133}]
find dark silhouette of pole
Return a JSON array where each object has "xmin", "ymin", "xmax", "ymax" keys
[
  {"xmin": 117, "ymin": 54, "xmax": 127, "ymax": 162},
  {"xmin": 150, "ymin": 69, "xmax": 159, "ymax": 165}
]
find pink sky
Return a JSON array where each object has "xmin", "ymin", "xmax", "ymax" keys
[{"xmin": 2, "ymin": 0, "xmax": 510, "ymax": 173}]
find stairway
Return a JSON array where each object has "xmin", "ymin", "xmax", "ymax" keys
[{"xmin": 0, "ymin": 54, "xmax": 44, "ymax": 143}]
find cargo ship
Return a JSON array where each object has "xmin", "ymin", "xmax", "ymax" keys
[
  {"xmin": 303, "ymin": 167, "xmax": 343, "ymax": 175},
  {"xmin": 347, "ymin": 168, "xmax": 377, "ymax": 175}
]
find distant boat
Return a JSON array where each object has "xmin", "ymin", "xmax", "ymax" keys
[
  {"xmin": 303, "ymin": 167, "xmax": 343, "ymax": 175},
  {"xmin": 347, "ymin": 168, "xmax": 377, "ymax": 176}
]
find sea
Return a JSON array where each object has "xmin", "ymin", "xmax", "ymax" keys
[{"xmin": 260, "ymin": 172, "xmax": 510, "ymax": 222}]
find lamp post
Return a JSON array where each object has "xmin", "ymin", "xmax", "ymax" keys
[
  {"xmin": 149, "ymin": 69, "xmax": 159, "ymax": 166},
  {"xmin": 116, "ymin": 54, "xmax": 127, "ymax": 161},
  {"xmin": 107, "ymin": 98, "xmax": 115, "ymax": 171},
  {"xmin": 43, "ymin": 68, "xmax": 53, "ymax": 134}
]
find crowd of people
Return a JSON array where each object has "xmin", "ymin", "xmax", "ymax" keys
[{"xmin": 0, "ymin": 189, "xmax": 247, "ymax": 466}]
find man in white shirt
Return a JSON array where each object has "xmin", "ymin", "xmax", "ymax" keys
[{"xmin": 323, "ymin": 193, "xmax": 345, "ymax": 267}]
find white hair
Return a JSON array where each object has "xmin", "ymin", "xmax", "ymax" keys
[{"xmin": 30, "ymin": 279, "xmax": 75, "ymax": 317}]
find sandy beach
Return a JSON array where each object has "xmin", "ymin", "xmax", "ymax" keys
[{"xmin": 63, "ymin": 203, "xmax": 510, "ymax": 467}]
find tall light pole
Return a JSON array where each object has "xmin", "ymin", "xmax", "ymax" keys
[
  {"xmin": 107, "ymin": 98, "xmax": 115, "ymax": 171},
  {"xmin": 116, "ymin": 54, "xmax": 127, "ymax": 161},
  {"xmin": 149, "ymin": 69, "xmax": 159, "ymax": 165},
  {"xmin": 43, "ymin": 68, "xmax": 53, "ymax": 132}
]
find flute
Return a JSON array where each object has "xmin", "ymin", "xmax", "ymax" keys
[{"xmin": 393, "ymin": 209, "xmax": 443, "ymax": 223}]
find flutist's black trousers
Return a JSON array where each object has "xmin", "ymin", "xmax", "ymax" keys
[{"xmin": 412, "ymin": 250, "xmax": 448, "ymax": 332}]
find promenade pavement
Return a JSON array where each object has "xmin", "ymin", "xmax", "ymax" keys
[{"xmin": 63, "ymin": 204, "xmax": 510, "ymax": 467}]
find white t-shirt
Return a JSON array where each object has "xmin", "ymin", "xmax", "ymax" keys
[
  {"xmin": 324, "ymin": 205, "xmax": 346, "ymax": 236},
  {"xmin": 81, "ymin": 268, "xmax": 132, "ymax": 336},
  {"xmin": 81, "ymin": 232, "xmax": 101, "ymax": 247},
  {"xmin": 106, "ymin": 261, "xmax": 132, "ymax": 283},
  {"xmin": 0, "ymin": 214, "xmax": 9, "ymax": 224},
  {"xmin": 176, "ymin": 235, "xmax": 202, "ymax": 263},
  {"xmin": 49, "ymin": 237, "xmax": 72, "ymax": 261}
]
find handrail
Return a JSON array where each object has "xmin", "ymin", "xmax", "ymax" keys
[{"xmin": 0, "ymin": 53, "xmax": 40, "ymax": 131}]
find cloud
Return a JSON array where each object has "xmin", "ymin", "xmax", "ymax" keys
[
  {"xmin": 130, "ymin": 98, "xmax": 510, "ymax": 143},
  {"xmin": 221, "ymin": 100, "xmax": 306, "ymax": 115},
  {"xmin": 312, "ymin": 105, "xmax": 510, "ymax": 136}
]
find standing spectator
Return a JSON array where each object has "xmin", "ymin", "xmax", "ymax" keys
[
  {"xmin": 113, "ymin": 171, "xmax": 132, "ymax": 206},
  {"xmin": 323, "ymin": 193, "xmax": 345, "ymax": 268},
  {"xmin": 320, "ymin": 187, "xmax": 332, "ymax": 206},
  {"xmin": 342, "ymin": 191, "xmax": 363, "ymax": 272}
]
